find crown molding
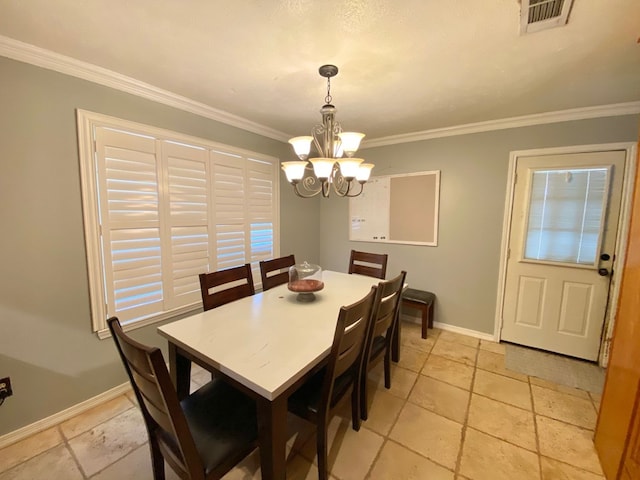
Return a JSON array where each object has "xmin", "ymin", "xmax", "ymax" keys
[
  {"xmin": 0, "ymin": 35, "xmax": 290, "ymax": 142},
  {"xmin": 363, "ymin": 101, "xmax": 640, "ymax": 149},
  {"xmin": 2, "ymin": 35, "xmax": 638, "ymax": 148}
]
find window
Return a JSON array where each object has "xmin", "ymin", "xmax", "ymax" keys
[
  {"xmin": 523, "ymin": 167, "xmax": 609, "ymax": 266},
  {"xmin": 78, "ymin": 110, "xmax": 280, "ymax": 337}
]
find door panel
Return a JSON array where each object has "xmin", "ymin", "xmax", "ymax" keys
[
  {"xmin": 501, "ymin": 151, "xmax": 625, "ymax": 360},
  {"xmin": 515, "ymin": 276, "xmax": 545, "ymax": 326},
  {"xmin": 558, "ymin": 282, "xmax": 591, "ymax": 335}
]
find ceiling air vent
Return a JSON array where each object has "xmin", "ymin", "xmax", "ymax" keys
[{"xmin": 520, "ymin": 0, "xmax": 574, "ymax": 35}]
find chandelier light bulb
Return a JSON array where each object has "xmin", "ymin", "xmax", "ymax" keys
[
  {"xmin": 310, "ymin": 158, "xmax": 335, "ymax": 180},
  {"xmin": 338, "ymin": 158, "xmax": 364, "ymax": 179},
  {"xmin": 338, "ymin": 132, "xmax": 365, "ymax": 157},
  {"xmin": 356, "ymin": 163, "xmax": 374, "ymax": 182},
  {"xmin": 281, "ymin": 161, "xmax": 308, "ymax": 182},
  {"xmin": 288, "ymin": 136, "xmax": 313, "ymax": 160}
]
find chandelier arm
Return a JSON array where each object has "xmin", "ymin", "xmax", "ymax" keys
[
  {"xmin": 292, "ymin": 180, "xmax": 323, "ymax": 198},
  {"xmin": 320, "ymin": 105, "xmax": 339, "ymax": 158},
  {"xmin": 311, "ymin": 124, "xmax": 325, "ymax": 158},
  {"xmin": 330, "ymin": 172, "xmax": 352, "ymax": 197},
  {"xmin": 343, "ymin": 182, "xmax": 365, "ymax": 197},
  {"xmin": 321, "ymin": 181, "xmax": 331, "ymax": 197},
  {"xmin": 332, "ymin": 122, "xmax": 343, "ymax": 158},
  {"xmin": 324, "ymin": 117, "xmax": 334, "ymax": 158}
]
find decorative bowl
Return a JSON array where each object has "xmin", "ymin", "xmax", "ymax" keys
[{"xmin": 288, "ymin": 261, "xmax": 324, "ymax": 302}]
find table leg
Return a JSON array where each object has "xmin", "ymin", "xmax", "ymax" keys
[
  {"xmin": 256, "ymin": 395, "xmax": 288, "ymax": 480},
  {"xmin": 168, "ymin": 343, "xmax": 191, "ymax": 400}
]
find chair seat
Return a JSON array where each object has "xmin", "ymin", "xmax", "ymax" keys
[
  {"xmin": 181, "ymin": 379, "xmax": 258, "ymax": 475},
  {"xmin": 402, "ymin": 288, "xmax": 435, "ymax": 305},
  {"xmin": 288, "ymin": 369, "xmax": 353, "ymax": 417},
  {"xmin": 401, "ymin": 288, "xmax": 436, "ymax": 339}
]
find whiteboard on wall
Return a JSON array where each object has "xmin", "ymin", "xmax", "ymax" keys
[{"xmin": 349, "ymin": 170, "xmax": 440, "ymax": 246}]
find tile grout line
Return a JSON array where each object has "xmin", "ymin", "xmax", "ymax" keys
[
  {"xmin": 58, "ymin": 424, "xmax": 89, "ymax": 480},
  {"xmin": 305, "ymin": 328, "xmax": 433, "ymax": 479},
  {"xmin": 412, "ymin": 336, "xmax": 462, "ymax": 476},
  {"xmin": 411, "ymin": 334, "xmax": 573, "ymax": 473},
  {"xmin": 453, "ymin": 340, "xmax": 480, "ymax": 479},
  {"xmin": 0, "ymin": 394, "xmax": 139, "ymax": 476},
  {"xmin": 371, "ymin": 329, "xmax": 464, "ymax": 476},
  {"xmin": 528, "ymin": 375, "xmax": 544, "ymax": 480},
  {"xmin": 362, "ymin": 378, "xmax": 413, "ymax": 480}
]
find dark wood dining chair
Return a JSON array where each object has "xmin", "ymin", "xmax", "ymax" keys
[
  {"xmin": 199, "ymin": 263, "xmax": 255, "ymax": 311},
  {"xmin": 360, "ymin": 270, "xmax": 407, "ymax": 421},
  {"xmin": 259, "ymin": 254, "xmax": 295, "ymax": 291},
  {"xmin": 287, "ymin": 287, "xmax": 376, "ymax": 480},
  {"xmin": 107, "ymin": 317, "xmax": 258, "ymax": 480},
  {"xmin": 348, "ymin": 250, "xmax": 388, "ymax": 279}
]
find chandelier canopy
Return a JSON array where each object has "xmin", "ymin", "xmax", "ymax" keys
[{"xmin": 282, "ymin": 65, "xmax": 373, "ymax": 198}]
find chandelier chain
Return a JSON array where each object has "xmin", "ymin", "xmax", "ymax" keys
[{"xmin": 325, "ymin": 77, "xmax": 332, "ymax": 105}]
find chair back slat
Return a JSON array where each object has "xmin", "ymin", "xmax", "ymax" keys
[
  {"xmin": 372, "ymin": 272, "xmax": 405, "ymax": 338},
  {"xmin": 128, "ymin": 367, "xmax": 175, "ymax": 433},
  {"xmin": 363, "ymin": 271, "xmax": 407, "ymax": 367},
  {"xmin": 321, "ymin": 287, "xmax": 376, "ymax": 414},
  {"xmin": 116, "ymin": 336, "xmax": 172, "ymax": 425},
  {"xmin": 259, "ymin": 255, "xmax": 296, "ymax": 291},
  {"xmin": 348, "ymin": 250, "xmax": 388, "ymax": 279},
  {"xmin": 199, "ymin": 263, "xmax": 255, "ymax": 311}
]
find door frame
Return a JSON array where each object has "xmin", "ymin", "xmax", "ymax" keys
[{"xmin": 494, "ymin": 142, "xmax": 638, "ymax": 366}]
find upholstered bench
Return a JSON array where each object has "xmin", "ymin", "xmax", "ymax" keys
[{"xmin": 401, "ymin": 288, "xmax": 435, "ymax": 339}]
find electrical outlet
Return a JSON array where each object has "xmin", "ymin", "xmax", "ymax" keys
[{"xmin": 0, "ymin": 377, "xmax": 12, "ymax": 401}]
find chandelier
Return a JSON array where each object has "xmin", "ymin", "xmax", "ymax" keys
[{"xmin": 281, "ymin": 65, "xmax": 374, "ymax": 198}]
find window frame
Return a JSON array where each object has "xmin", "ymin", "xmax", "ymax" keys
[{"xmin": 77, "ymin": 109, "xmax": 280, "ymax": 338}]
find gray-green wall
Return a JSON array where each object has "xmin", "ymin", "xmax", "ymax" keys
[
  {"xmin": 319, "ymin": 117, "xmax": 639, "ymax": 335},
  {"xmin": 0, "ymin": 56, "xmax": 319, "ymax": 435}
]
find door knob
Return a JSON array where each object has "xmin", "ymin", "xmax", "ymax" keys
[
  {"xmin": 600, "ymin": 253, "xmax": 611, "ymax": 261},
  {"xmin": 598, "ymin": 268, "xmax": 610, "ymax": 276}
]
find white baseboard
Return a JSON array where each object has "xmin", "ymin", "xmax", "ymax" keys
[
  {"xmin": 400, "ymin": 314, "xmax": 496, "ymax": 342},
  {"xmin": 0, "ymin": 382, "xmax": 131, "ymax": 449}
]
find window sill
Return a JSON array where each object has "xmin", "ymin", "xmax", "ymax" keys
[{"xmin": 96, "ymin": 302, "xmax": 201, "ymax": 339}]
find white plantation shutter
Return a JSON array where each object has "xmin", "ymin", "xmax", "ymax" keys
[
  {"xmin": 248, "ymin": 157, "xmax": 276, "ymax": 267},
  {"xmin": 212, "ymin": 151, "xmax": 248, "ymax": 270},
  {"xmin": 210, "ymin": 152, "xmax": 278, "ymax": 282},
  {"xmin": 95, "ymin": 127, "xmax": 163, "ymax": 324},
  {"xmin": 162, "ymin": 141, "xmax": 210, "ymax": 309},
  {"xmin": 79, "ymin": 111, "xmax": 279, "ymax": 336}
]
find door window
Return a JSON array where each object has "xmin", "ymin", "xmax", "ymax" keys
[{"xmin": 523, "ymin": 167, "xmax": 610, "ymax": 266}]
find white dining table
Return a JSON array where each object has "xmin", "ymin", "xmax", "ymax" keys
[{"xmin": 157, "ymin": 270, "xmax": 380, "ymax": 480}]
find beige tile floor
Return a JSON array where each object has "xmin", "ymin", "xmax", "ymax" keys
[{"xmin": 0, "ymin": 323, "xmax": 605, "ymax": 480}]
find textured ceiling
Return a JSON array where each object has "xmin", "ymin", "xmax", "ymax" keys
[{"xmin": 0, "ymin": 0, "xmax": 639, "ymax": 141}]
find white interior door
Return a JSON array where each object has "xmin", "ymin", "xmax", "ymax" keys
[{"xmin": 501, "ymin": 151, "xmax": 625, "ymax": 361}]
